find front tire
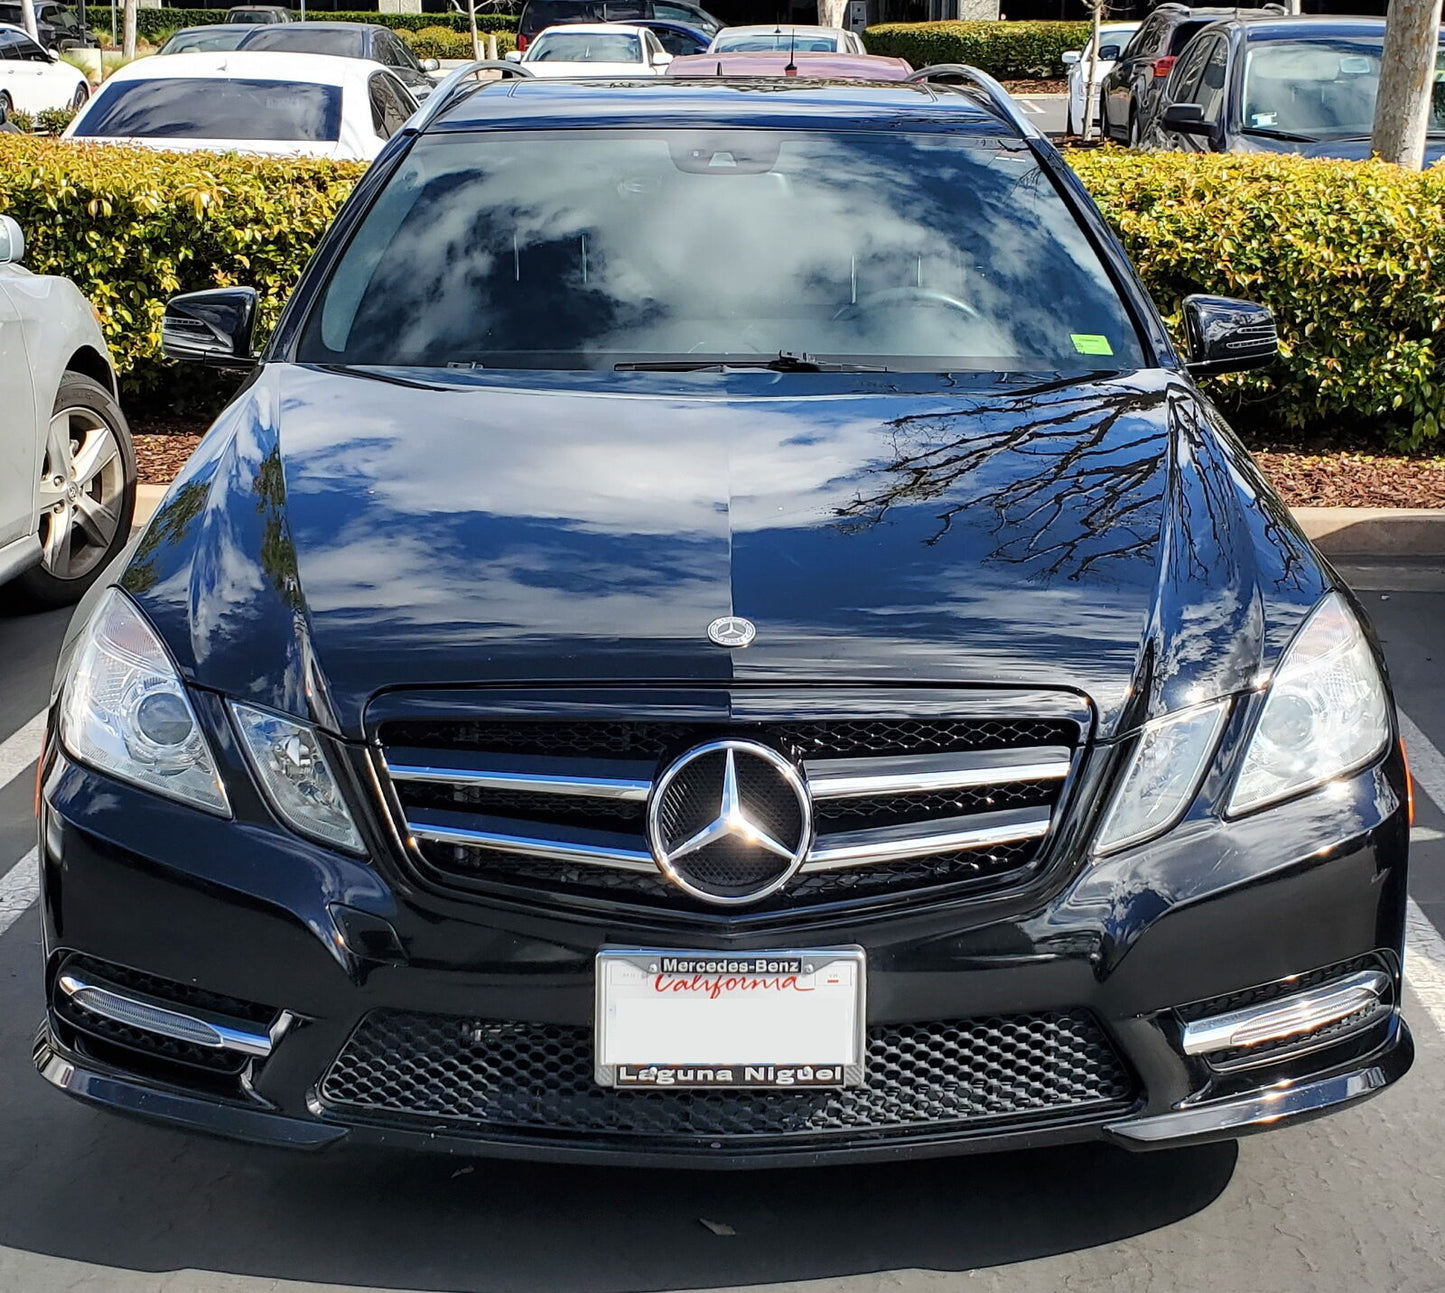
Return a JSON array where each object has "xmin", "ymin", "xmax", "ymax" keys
[
  {"xmin": 0, "ymin": 91, "xmax": 13, "ymax": 124},
  {"xmin": 71, "ymin": 82, "xmax": 89, "ymax": 110},
  {"xmin": 11, "ymin": 373, "xmax": 136, "ymax": 609}
]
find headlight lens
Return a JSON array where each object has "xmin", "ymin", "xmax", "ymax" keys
[
  {"xmin": 1094, "ymin": 699, "xmax": 1230, "ymax": 855},
  {"xmin": 1229, "ymin": 592, "xmax": 1390, "ymax": 816},
  {"xmin": 59, "ymin": 587, "xmax": 230, "ymax": 816},
  {"xmin": 231, "ymin": 703, "xmax": 363, "ymax": 853}
]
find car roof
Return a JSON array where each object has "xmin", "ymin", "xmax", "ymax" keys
[
  {"xmin": 1224, "ymin": 15, "xmax": 1394, "ymax": 37},
  {"xmin": 718, "ymin": 24, "xmax": 851, "ymax": 36},
  {"xmin": 427, "ymin": 78, "xmax": 1013, "ymax": 136},
  {"xmin": 667, "ymin": 51, "xmax": 912, "ymax": 79},
  {"xmin": 533, "ymin": 22, "xmax": 648, "ymax": 35},
  {"xmin": 101, "ymin": 49, "xmax": 384, "ymax": 86}
]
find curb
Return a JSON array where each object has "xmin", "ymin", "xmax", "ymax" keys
[{"xmin": 134, "ymin": 486, "xmax": 1445, "ymax": 559}]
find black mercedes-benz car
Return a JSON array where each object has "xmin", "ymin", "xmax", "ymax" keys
[
  {"xmin": 34, "ymin": 71, "xmax": 1412, "ymax": 1167},
  {"xmin": 1151, "ymin": 16, "xmax": 1445, "ymax": 161}
]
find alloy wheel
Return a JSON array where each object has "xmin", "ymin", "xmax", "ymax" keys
[{"xmin": 36, "ymin": 406, "xmax": 126, "ymax": 582}]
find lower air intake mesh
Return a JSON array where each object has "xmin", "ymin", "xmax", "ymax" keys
[{"xmin": 321, "ymin": 1008, "xmax": 1135, "ymax": 1141}]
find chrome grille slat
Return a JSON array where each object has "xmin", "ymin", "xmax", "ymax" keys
[
  {"xmin": 804, "ymin": 747, "xmax": 1072, "ymax": 799},
  {"xmin": 379, "ymin": 713, "xmax": 1078, "ymax": 910}
]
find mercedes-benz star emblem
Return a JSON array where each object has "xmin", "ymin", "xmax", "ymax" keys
[
  {"xmin": 647, "ymin": 739, "xmax": 812, "ymax": 905},
  {"xmin": 707, "ymin": 616, "xmax": 756, "ymax": 648}
]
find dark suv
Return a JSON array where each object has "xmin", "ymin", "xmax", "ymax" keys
[
  {"xmin": 1152, "ymin": 15, "xmax": 1445, "ymax": 161},
  {"xmin": 35, "ymin": 72, "xmax": 1412, "ymax": 1167},
  {"xmin": 0, "ymin": 0, "xmax": 94, "ymax": 49},
  {"xmin": 1101, "ymin": 2, "xmax": 1283, "ymax": 146}
]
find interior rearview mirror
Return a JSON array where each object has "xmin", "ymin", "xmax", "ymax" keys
[
  {"xmin": 1161, "ymin": 102, "xmax": 1212, "ymax": 135},
  {"xmin": 162, "ymin": 287, "xmax": 259, "ymax": 369},
  {"xmin": 1183, "ymin": 295, "xmax": 1278, "ymax": 375},
  {"xmin": 0, "ymin": 215, "xmax": 24, "ymax": 265}
]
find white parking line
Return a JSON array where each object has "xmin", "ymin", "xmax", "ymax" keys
[
  {"xmin": 0, "ymin": 848, "xmax": 38, "ymax": 938},
  {"xmin": 0, "ymin": 709, "xmax": 45, "ymax": 798},
  {"xmin": 1397, "ymin": 711, "xmax": 1445, "ymax": 1028},
  {"xmin": 1016, "ymin": 98, "xmax": 1044, "ymax": 114}
]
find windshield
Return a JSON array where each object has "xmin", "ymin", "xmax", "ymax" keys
[
  {"xmin": 74, "ymin": 77, "xmax": 342, "ymax": 141},
  {"xmin": 714, "ymin": 32, "xmax": 840, "ymax": 52},
  {"xmin": 300, "ymin": 129, "xmax": 1145, "ymax": 373},
  {"xmin": 242, "ymin": 26, "xmax": 365, "ymax": 56},
  {"xmin": 158, "ymin": 28, "xmax": 249, "ymax": 53},
  {"xmin": 1242, "ymin": 36, "xmax": 1445, "ymax": 137},
  {"xmin": 528, "ymin": 31, "xmax": 640, "ymax": 61}
]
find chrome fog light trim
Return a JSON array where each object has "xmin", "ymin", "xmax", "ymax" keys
[
  {"xmin": 1180, "ymin": 969, "xmax": 1391, "ymax": 1057},
  {"xmin": 57, "ymin": 973, "xmax": 273, "ymax": 1058}
]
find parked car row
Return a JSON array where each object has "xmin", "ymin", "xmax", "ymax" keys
[
  {"xmin": 1089, "ymin": 5, "xmax": 1445, "ymax": 161},
  {"xmin": 0, "ymin": 21, "xmax": 89, "ymax": 117}
]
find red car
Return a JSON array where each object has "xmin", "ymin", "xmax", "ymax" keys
[{"xmin": 666, "ymin": 50, "xmax": 913, "ymax": 79}]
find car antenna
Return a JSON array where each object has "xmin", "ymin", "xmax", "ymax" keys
[{"xmin": 785, "ymin": 25, "xmax": 796, "ymax": 74}]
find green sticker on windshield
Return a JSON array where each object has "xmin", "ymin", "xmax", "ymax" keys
[{"xmin": 1072, "ymin": 334, "xmax": 1114, "ymax": 356}]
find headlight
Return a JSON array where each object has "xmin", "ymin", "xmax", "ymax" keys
[
  {"xmin": 230, "ymin": 703, "xmax": 363, "ymax": 853},
  {"xmin": 1094, "ymin": 699, "xmax": 1231, "ymax": 855},
  {"xmin": 59, "ymin": 587, "xmax": 230, "ymax": 816},
  {"xmin": 1229, "ymin": 592, "xmax": 1390, "ymax": 816}
]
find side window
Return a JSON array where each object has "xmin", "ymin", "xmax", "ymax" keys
[
  {"xmin": 369, "ymin": 72, "xmax": 413, "ymax": 139},
  {"xmin": 1196, "ymin": 38, "xmax": 1230, "ymax": 122},
  {"xmin": 16, "ymin": 33, "xmax": 50, "ymax": 61},
  {"xmin": 652, "ymin": 25, "xmax": 696, "ymax": 55},
  {"xmin": 1127, "ymin": 17, "xmax": 1163, "ymax": 58},
  {"xmin": 0, "ymin": 31, "xmax": 20, "ymax": 59},
  {"xmin": 1167, "ymin": 35, "xmax": 1214, "ymax": 104},
  {"xmin": 390, "ymin": 34, "xmax": 422, "ymax": 70}
]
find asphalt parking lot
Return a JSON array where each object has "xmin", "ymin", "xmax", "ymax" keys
[{"xmin": 0, "ymin": 555, "xmax": 1442, "ymax": 1292}]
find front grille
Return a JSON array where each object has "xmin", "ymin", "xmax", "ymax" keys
[
  {"xmin": 379, "ymin": 711, "xmax": 1080, "ymax": 914},
  {"xmin": 321, "ymin": 1009, "xmax": 1135, "ymax": 1142}
]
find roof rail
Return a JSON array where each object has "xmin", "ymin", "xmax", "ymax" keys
[
  {"xmin": 904, "ymin": 64, "xmax": 1040, "ymax": 139},
  {"xmin": 410, "ymin": 59, "xmax": 534, "ymax": 133}
]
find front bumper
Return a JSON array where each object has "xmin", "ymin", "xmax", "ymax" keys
[{"xmin": 36, "ymin": 742, "xmax": 1414, "ymax": 1167}]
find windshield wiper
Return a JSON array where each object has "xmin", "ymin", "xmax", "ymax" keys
[
  {"xmin": 616, "ymin": 351, "xmax": 890, "ymax": 373},
  {"xmin": 1240, "ymin": 126, "xmax": 1322, "ymax": 143}
]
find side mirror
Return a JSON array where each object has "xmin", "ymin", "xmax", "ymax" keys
[
  {"xmin": 1161, "ymin": 102, "xmax": 1212, "ymax": 135},
  {"xmin": 1098, "ymin": 44, "xmax": 1121, "ymax": 60},
  {"xmin": 1183, "ymin": 295, "xmax": 1277, "ymax": 374},
  {"xmin": 1060, "ymin": 50, "xmax": 1080, "ymax": 65},
  {"xmin": 503, "ymin": 48, "xmax": 522, "ymax": 62},
  {"xmin": 162, "ymin": 287, "xmax": 258, "ymax": 368},
  {"xmin": 0, "ymin": 215, "xmax": 24, "ymax": 265},
  {"xmin": 421, "ymin": 56, "xmax": 440, "ymax": 71},
  {"xmin": 651, "ymin": 50, "xmax": 673, "ymax": 66}
]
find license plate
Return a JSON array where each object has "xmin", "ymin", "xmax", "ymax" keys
[{"xmin": 594, "ymin": 948, "xmax": 866, "ymax": 1089}]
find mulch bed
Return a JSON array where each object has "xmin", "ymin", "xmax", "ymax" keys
[
  {"xmin": 1001, "ymin": 78, "xmax": 1066, "ymax": 95},
  {"xmin": 133, "ymin": 422, "xmax": 1445, "ymax": 509}
]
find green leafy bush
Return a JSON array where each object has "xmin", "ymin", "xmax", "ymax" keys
[
  {"xmin": 0, "ymin": 137, "xmax": 363, "ymax": 414},
  {"xmin": 132, "ymin": 8, "xmax": 517, "ymax": 38},
  {"xmin": 1071, "ymin": 149, "xmax": 1445, "ymax": 448},
  {"xmin": 862, "ymin": 20, "xmax": 1091, "ymax": 79}
]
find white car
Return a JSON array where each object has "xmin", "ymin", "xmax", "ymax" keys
[
  {"xmin": 1061, "ymin": 21, "xmax": 1140, "ymax": 136},
  {"xmin": 0, "ymin": 22, "xmax": 90, "ymax": 119},
  {"xmin": 0, "ymin": 216, "xmax": 134, "ymax": 607},
  {"xmin": 511, "ymin": 23, "xmax": 672, "ymax": 77},
  {"xmin": 707, "ymin": 24, "xmax": 866, "ymax": 55},
  {"xmin": 63, "ymin": 50, "xmax": 417, "ymax": 160}
]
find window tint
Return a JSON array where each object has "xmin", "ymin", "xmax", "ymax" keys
[
  {"xmin": 651, "ymin": 24, "xmax": 701, "ymax": 54},
  {"xmin": 1168, "ymin": 21, "xmax": 1210, "ymax": 57},
  {"xmin": 713, "ymin": 31, "xmax": 840, "ymax": 52},
  {"xmin": 1167, "ymin": 33, "xmax": 1214, "ymax": 103},
  {"xmin": 160, "ymin": 28, "xmax": 249, "ymax": 53},
  {"xmin": 1196, "ymin": 38, "xmax": 1229, "ymax": 121},
  {"xmin": 16, "ymin": 33, "xmax": 50, "ymax": 60},
  {"xmin": 242, "ymin": 27, "xmax": 365, "ymax": 56},
  {"xmin": 0, "ymin": 30, "xmax": 21, "ymax": 58},
  {"xmin": 302, "ymin": 129, "xmax": 1146, "ymax": 374},
  {"xmin": 1124, "ymin": 16, "xmax": 1165, "ymax": 58},
  {"xmin": 74, "ymin": 78, "xmax": 342, "ymax": 141},
  {"xmin": 368, "ymin": 72, "xmax": 411, "ymax": 138}
]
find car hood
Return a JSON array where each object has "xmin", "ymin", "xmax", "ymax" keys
[
  {"xmin": 122, "ymin": 364, "xmax": 1325, "ymax": 739},
  {"xmin": 1236, "ymin": 131, "xmax": 1445, "ymax": 162}
]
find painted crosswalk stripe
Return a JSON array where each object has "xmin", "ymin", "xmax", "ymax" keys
[
  {"xmin": 0, "ymin": 848, "xmax": 38, "ymax": 938},
  {"xmin": 0, "ymin": 710, "xmax": 45, "ymax": 798}
]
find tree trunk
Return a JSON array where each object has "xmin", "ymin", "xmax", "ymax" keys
[
  {"xmin": 467, "ymin": 0, "xmax": 481, "ymax": 60},
  {"xmin": 19, "ymin": 0, "xmax": 39, "ymax": 41},
  {"xmin": 121, "ymin": 0, "xmax": 136, "ymax": 61},
  {"xmin": 1372, "ymin": 0, "xmax": 1445, "ymax": 168}
]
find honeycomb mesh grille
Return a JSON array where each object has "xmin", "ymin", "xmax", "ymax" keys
[{"xmin": 320, "ymin": 1009, "xmax": 1135, "ymax": 1141}]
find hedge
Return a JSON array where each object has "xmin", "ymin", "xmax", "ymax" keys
[
  {"xmin": 398, "ymin": 23, "xmax": 516, "ymax": 57},
  {"xmin": 863, "ymin": 20, "xmax": 1091, "ymax": 80},
  {"xmin": 132, "ymin": 8, "xmax": 517, "ymax": 38},
  {"xmin": 2, "ymin": 136, "xmax": 1444, "ymax": 447},
  {"xmin": 0, "ymin": 138, "xmax": 363, "ymax": 411}
]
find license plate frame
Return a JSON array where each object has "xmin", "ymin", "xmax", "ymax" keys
[{"xmin": 594, "ymin": 947, "xmax": 867, "ymax": 1089}]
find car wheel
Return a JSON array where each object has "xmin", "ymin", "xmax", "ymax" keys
[
  {"xmin": 71, "ymin": 82, "xmax": 88, "ymax": 110},
  {"xmin": 0, "ymin": 92, "xmax": 13, "ymax": 124},
  {"xmin": 12, "ymin": 373, "xmax": 136, "ymax": 608},
  {"xmin": 1127, "ymin": 112, "xmax": 1143, "ymax": 148}
]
